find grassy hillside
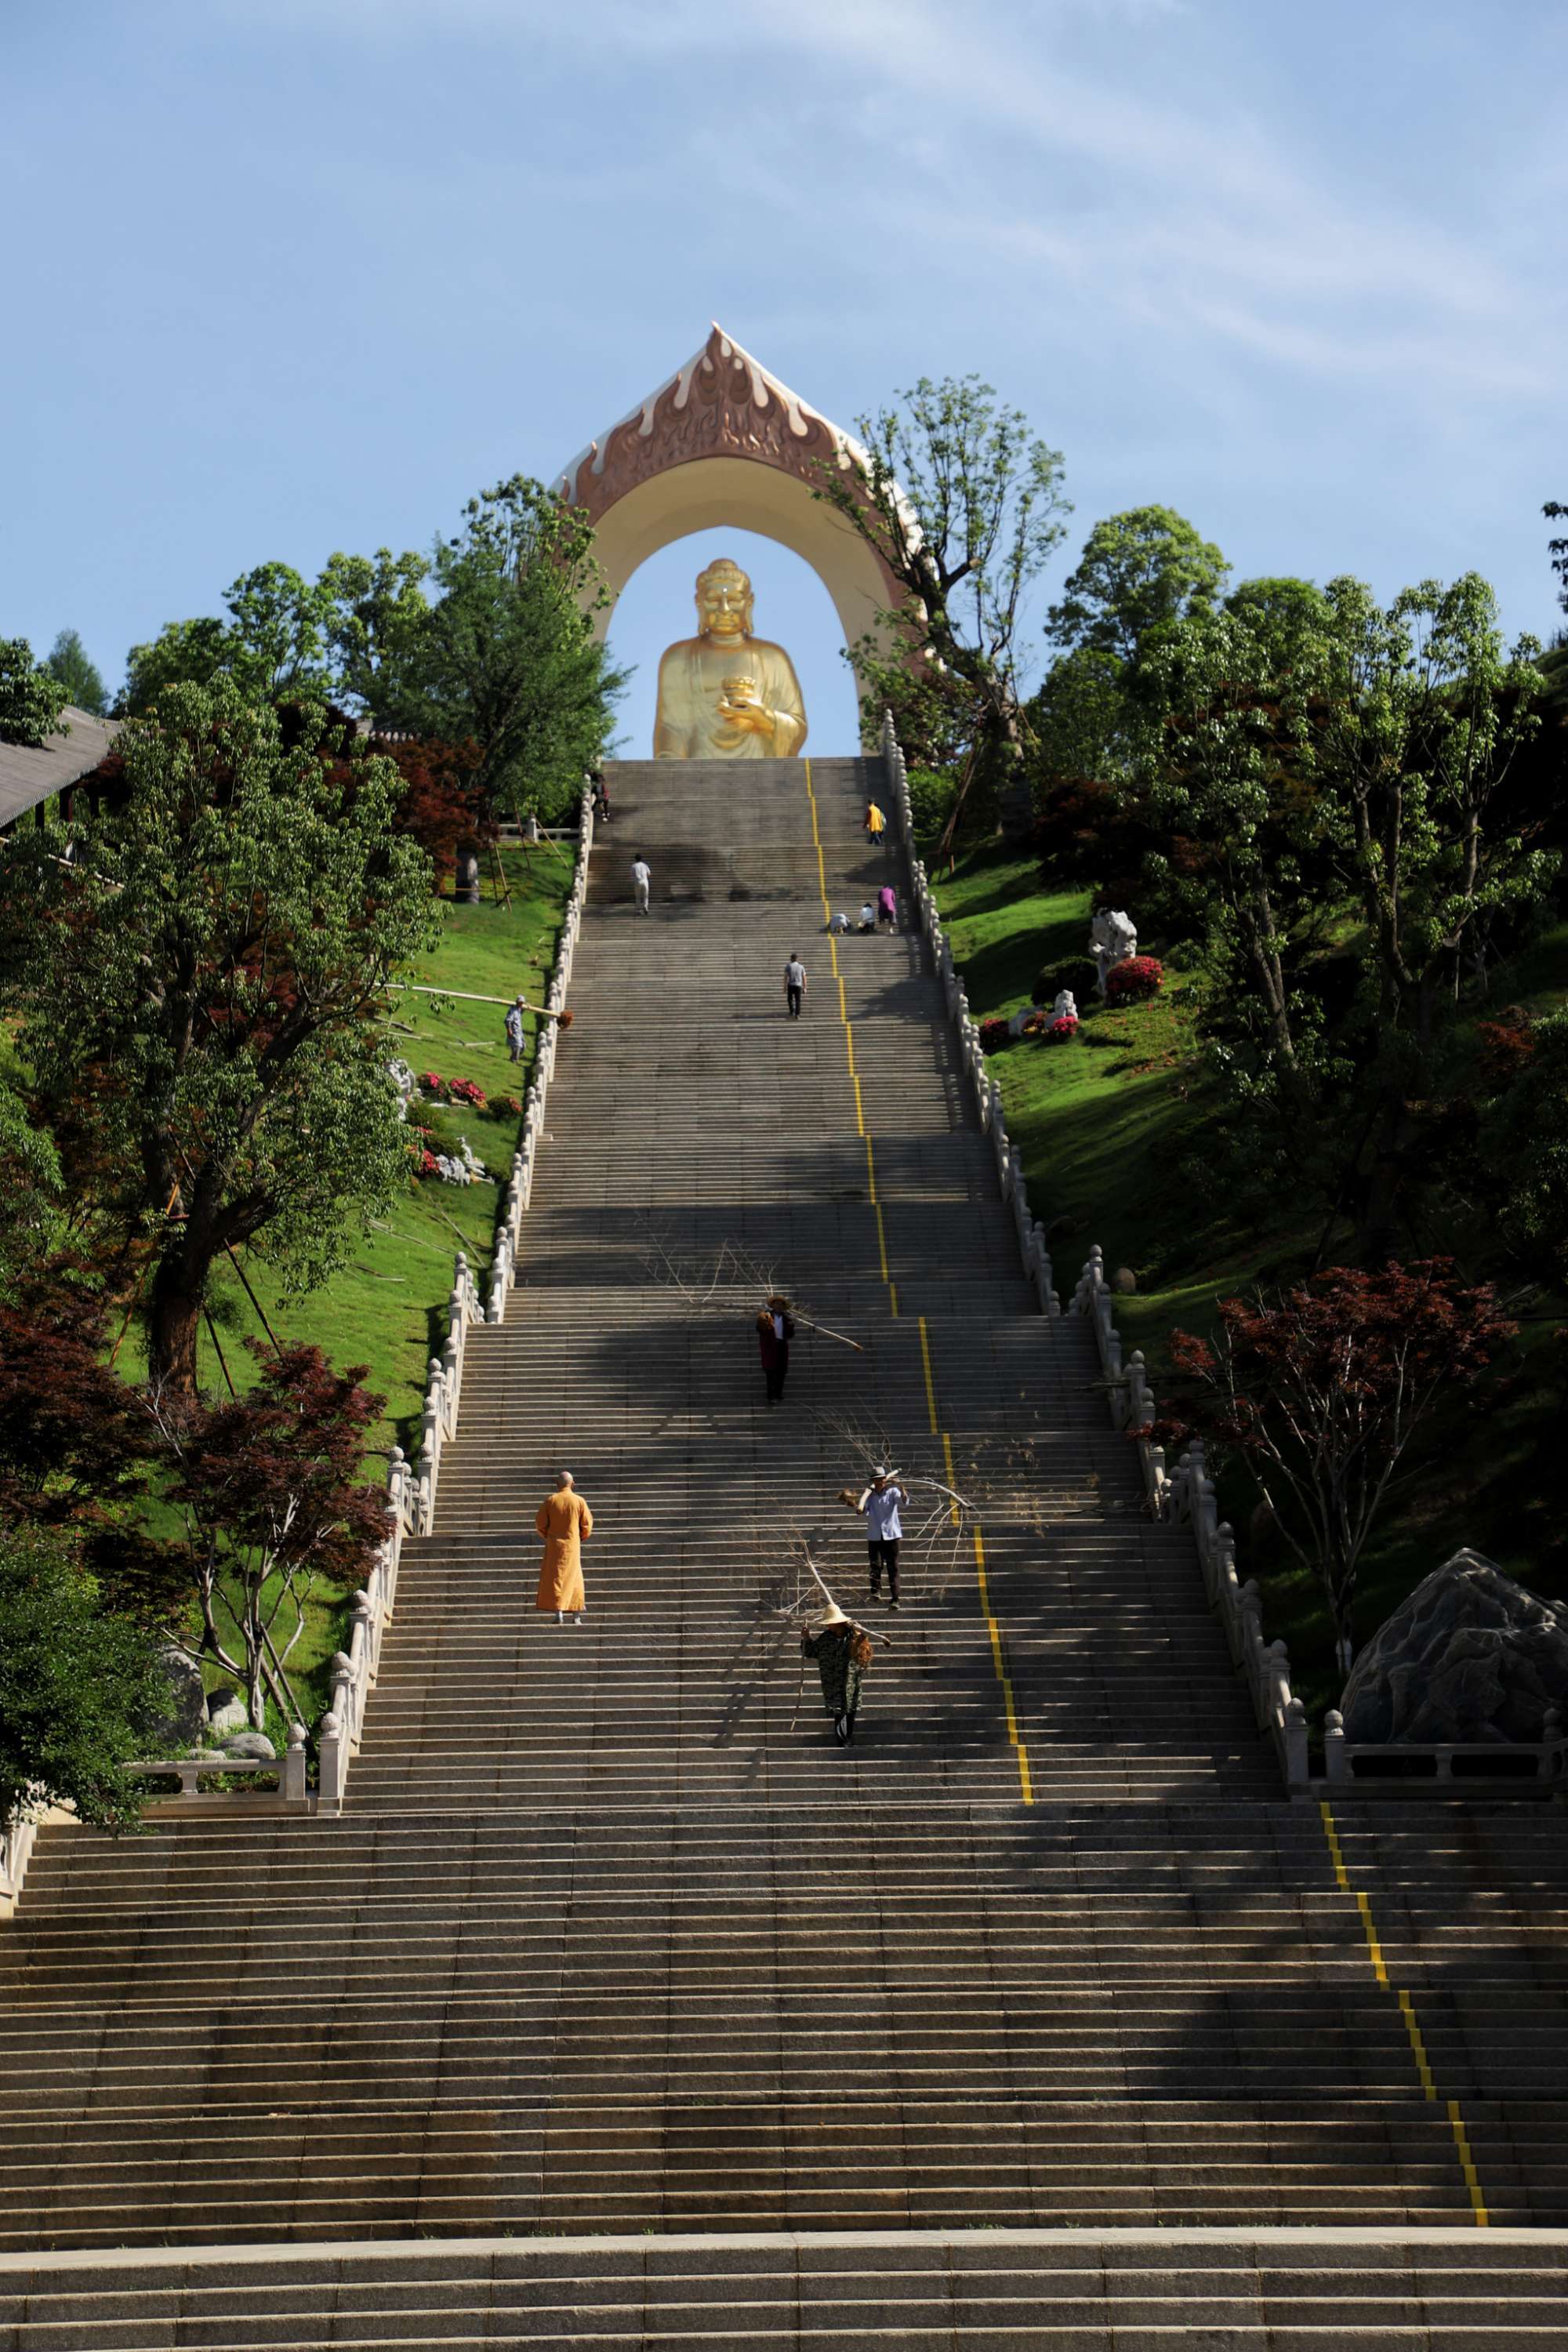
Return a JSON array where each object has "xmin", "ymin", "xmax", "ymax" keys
[
  {"xmin": 935, "ymin": 843, "xmax": 1567, "ymax": 1720},
  {"xmin": 118, "ymin": 841, "xmax": 573, "ymax": 1738}
]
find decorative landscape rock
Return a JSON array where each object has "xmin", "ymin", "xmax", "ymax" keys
[
  {"xmin": 151, "ymin": 1647, "xmax": 206, "ymax": 1749},
  {"xmin": 1340, "ymin": 1549, "xmax": 1568, "ymax": 1745},
  {"xmin": 1111, "ymin": 1266, "xmax": 1137, "ymax": 1294},
  {"xmin": 205, "ymin": 1691, "xmax": 248, "ymax": 1739},
  {"xmin": 222, "ymin": 1733, "xmax": 277, "ymax": 1762}
]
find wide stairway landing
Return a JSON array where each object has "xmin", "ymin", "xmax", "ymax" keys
[{"xmin": 2, "ymin": 756, "xmax": 1566, "ymax": 2344}]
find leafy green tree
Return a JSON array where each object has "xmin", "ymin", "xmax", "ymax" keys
[
  {"xmin": 41, "ymin": 629, "xmax": 108, "ymax": 717},
  {"xmin": 221, "ymin": 561, "xmax": 330, "ymax": 702},
  {"xmin": 402, "ymin": 475, "xmax": 624, "ymax": 821},
  {"xmin": 1, "ymin": 682, "xmax": 442, "ymax": 1392},
  {"xmin": 0, "ymin": 1083, "xmax": 65, "ymax": 1296},
  {"xmin": 1046, "ymin": 506, "xmax": 1229, "ymax": 666},
  {"xmin": 0, "ymin": 637, "xmax": 69, "ymax": 747},
  {"xmin": 1487, "ymin": 1011, "xmax": 1568, "ymax": 1284},
  {"xmin": 813, "ymin": 376, "xmax": 1070, "ymax": 851},
  {"xmin": 1138, "ymin": 599, "xmax": 1331, "ymax": 1087},
  {"xmin": 0, "ymin": 1526, "xmax": 170, "ymax": 1833},
  {"xmin": 1545, "ymin": 501, "xmax": 1567, "ymax": 621},
  {"xmin": 1316, "ymin": 575, "xmax": 1548, "ymax": 1033},
  {"xmin": 318, "ymin": 548, "xmax": 431, "ymax": 728},
  {"xmin": 1308, "ymin": 575, "xmax": 1548, "ymax": 1259},
  {"xmin": 119, "ymin": 615, "xmax": 231, "ymax": 716}
]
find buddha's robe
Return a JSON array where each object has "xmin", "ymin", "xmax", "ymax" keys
[
  {"xmin": 535, "ymin": 1489, "xmax": 593, "ymax": 1612},
  {"xmin": 652, "ymin": 635, "xmax": 808, "ymax": 760}
]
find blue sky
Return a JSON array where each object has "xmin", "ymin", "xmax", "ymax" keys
[{"xmin": 5, "ymin": 0, "xmax": 1565, "ymax": 753}]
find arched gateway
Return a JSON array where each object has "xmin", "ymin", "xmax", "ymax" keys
[{"xmin": 553, "ymin": 323, "xmax": 904, "ymax": 706}]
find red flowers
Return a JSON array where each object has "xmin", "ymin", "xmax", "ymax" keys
[
  {"xmin": 1041, "ymin": 1014, "xmax": 1080, "ymax": 1043},
  {"xmin": 978, "ymin": 1017, "xmax": 1011, "ymax": 1053},
  {"xmin": 418, "ymin": 1071, "xmax": 448, "ymax": 1100},
  {"xmin": 1106, "ymin": 956, "xmax": 1164, "ymax": 1003},
  {"xmin": 448, "ymin": 1077, "xmax": 487, "ymax": 1109}
]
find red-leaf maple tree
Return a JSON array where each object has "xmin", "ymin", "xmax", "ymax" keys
[
  {"xmin": 148, "ymin": 1343, "xmax": 389, "ymax": 1732},
  {"xmin": 1170, "ymin": 1260, "xmax": 1514, "ymax": 1668}
]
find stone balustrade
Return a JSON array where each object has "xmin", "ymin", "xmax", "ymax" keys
[
  {"xmin": 0, "ymin": 1812, "xmax": 38, "ymax": 1921},
  {"xmin": 1069, "ymin": 1241, "xmax": 1310, "ymax": 1792},
  {"xmin": 128, "ymin": 1733, "xmax": 309, "ymax": 1802},
  {"xmin": 488, "ymin": 787, "xmax": 593, "ymax": 1323},
  {"xmin": 1321, "ymin": 1706, "xmax": 1568, "ymax": 1794}
]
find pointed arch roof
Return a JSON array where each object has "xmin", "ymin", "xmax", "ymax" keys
[{"xmin": 554, "ymin": 322, "xmax": 877, "ymax": 524}]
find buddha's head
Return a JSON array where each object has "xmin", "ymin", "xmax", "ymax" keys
[{"xmin": 695, "ymin": 557, "xmax": 753, "ymax": 640}]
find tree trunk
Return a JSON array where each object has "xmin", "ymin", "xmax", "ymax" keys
[{"xmin": 147, "ymin": 1243, "xmax": 213, "ymax": 1395}]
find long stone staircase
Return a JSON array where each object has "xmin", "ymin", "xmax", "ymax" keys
[{"xmin": 3, "ymin": 752, "xmax": 1567, "ymax": 2343}]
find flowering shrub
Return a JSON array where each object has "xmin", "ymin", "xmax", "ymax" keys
[
  {"xmin": 418, "ymin": 1071, "xmax": 448, "ymax": 1101},
  {"xmin": 1041, "ymin": 1014, "xmax": 1080, "ymax": 1044},
  {"xmin": 978, "ymin": 1017, "xmax": 1011, "ymax": 1053},
  {"xmin": 412, "ymin": 1147, "xmax": 441, "ymax": 1180},
  {"xmin": 448, "ymin": 1077, "xmax": 488, "ymax": 1109},
  {"xmin": 495, "ymin": 1094, "xmax": 524, "ymax": 1119},
  {"xmin": 1105, "ymin": 955, "xmax": 1164, "ymax": 1004}
]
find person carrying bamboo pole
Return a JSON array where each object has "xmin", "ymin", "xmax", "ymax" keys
[
  {"xmin": 800, "ymin": 1599, "xmax": 876, "ymax": 1746},
  {"xmin": 756, "ymin": 1294, "xmax": 796, "ymax": 1406}
]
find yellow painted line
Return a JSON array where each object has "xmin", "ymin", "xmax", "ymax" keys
[
  {"xmin": 804, "ymin": 757, "xmax": 896, "ymax": 1319},
  {"xmin": 873, "ymin": 1202, "xmax": 891, "ymax": 1287},
  {"xmin": 1399, "ymin": 1991, "xmax": 1436, "ymax": 2100},
  {"xmin": 920, "ymin": 1315, "xmax": 1032, "ymax": 1805},
  {"xmin": 1320, "ymin": 1798, "xmax": 1488, "ymax": 2226},
  {"xmin": 1356, "ymin": 1891, "xmax": 1389, "ymax": 1988},
  {"xmin": 917, "ymin": 1316, "xmax": 940, "ymax": 1433},
  {"xmin": 1319, "ymin": 1798, "xmax": 1351, "ymax": 1892},
  {"xmin": 975, "ymin": 1526, "xmax": 1033, "ymax": 1804},
  {"xmin": 1449, "ymin": 2101, "xmax": 1490, "ymax": 2227}
]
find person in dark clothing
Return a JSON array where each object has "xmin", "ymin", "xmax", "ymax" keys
[
  {"xmin": 756, "ymin": 1295, "xmax": 796, "ymax": 1403},
  {"xmin": 801, "ymin": 1601, "xmax": 875, "ymax": 1744}
]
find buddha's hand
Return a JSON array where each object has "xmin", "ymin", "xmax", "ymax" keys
[{"xmin": 717, "ymin": 696, "xmax": 776, "ymax": 736}]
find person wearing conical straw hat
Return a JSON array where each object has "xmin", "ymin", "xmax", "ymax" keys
[
  {"xmin": 535, "ymin": 1470, "xmax": 593, "ymax": 1625},
  {"xmin": 800, "ymin": 1598, "xmax": 875, "ymax": 1746}
]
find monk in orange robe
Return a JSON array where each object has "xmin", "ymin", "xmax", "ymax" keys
[{"xmin": 535, "ymin": 1470, "xmax": 593, "ymax": 1623}]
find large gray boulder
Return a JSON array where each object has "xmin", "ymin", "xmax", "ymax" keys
[
  {"xmin": 223, "ymin": 1733, "xmax": 276, "ymax": 1762},
  {"xmin": 151, "ymin": 1647, "xmax": 206, "ymax": 1751},
  {"xmin": 205, "ymin": 1691, "xmax": 249, "ymax": 1740},
  {"xmin": 1341, "ymin": 1549, "xmax": 1568, "ymax": 1745}
]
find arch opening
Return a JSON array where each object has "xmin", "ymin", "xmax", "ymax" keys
[{"xmin": 608, "ymin": 525, "xmax": 862, "ymax": 756}]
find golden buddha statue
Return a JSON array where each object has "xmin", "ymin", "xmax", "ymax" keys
[{"xmin": 652, "ymin": 557, "xmax": 808, "ymax": 759}]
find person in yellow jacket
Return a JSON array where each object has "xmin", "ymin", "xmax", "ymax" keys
[
  {"xmin": 535, "ymin": 1470, "xmax": 593, "ymax": 1624},
  {"xmin": 864, "ymin": 799, "xmax": 887, "ymax": 848}
]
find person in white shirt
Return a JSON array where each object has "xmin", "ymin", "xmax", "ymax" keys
[
  {"xmin": 630, "ymin": 855, "xmax": 652, "ymax": 914},
  {"xmin": 858, "ymin": 1468, "xmax": 908, "ymax": 1610},
  {"xmin": 783, "ymin": 954, "xmax": 807, "ymax": 1018},
  {"xmin": 858, "ymin": 902, "xmax": 876, "ymax": 933}
]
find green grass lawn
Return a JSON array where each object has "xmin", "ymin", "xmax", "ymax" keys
[
  {"xmin": 935, "ymin": 842, "xmax": 1568, "ymax": 1726},
  {"xmin": 189, "ymin": 841, "xmax": 572, "ymax": 1465}
]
